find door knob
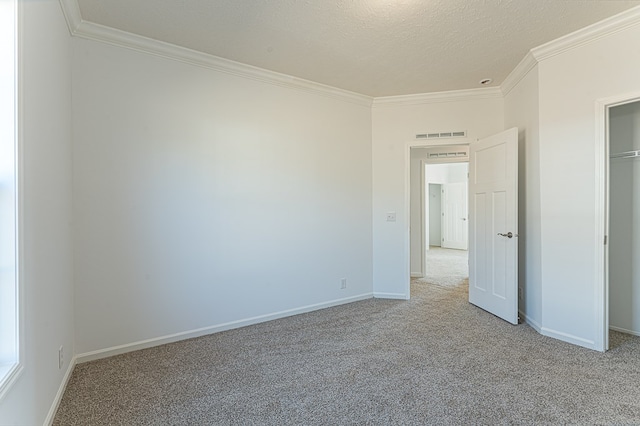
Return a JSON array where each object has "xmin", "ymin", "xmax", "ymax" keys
[{"xmin": 497, "ymin": 232, "xmax": 517, "ymax": 238}]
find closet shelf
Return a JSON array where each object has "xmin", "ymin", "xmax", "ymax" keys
[{"xmin": 610, "ymin": 150, "xmax": 640, "ymax": 159}]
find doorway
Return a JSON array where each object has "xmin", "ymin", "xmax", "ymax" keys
[
  {"xmin": 410, "ymin": 145, "xmax": 469, "ymax": 294},
  {"xmin": 596, "ymin": 93, "xmax": 640, "ymax": 351},
  {"xmin": 406, "ymin": 129, "xmax": 519, "ymax": 322},
  {"xmin": 424, "ymin": 163, "xmax": 469, "ymax": 252}
]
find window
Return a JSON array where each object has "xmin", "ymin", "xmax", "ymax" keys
[{"xmin": 0, "ymin": 0, "xmax": 21, "ymax": 398}]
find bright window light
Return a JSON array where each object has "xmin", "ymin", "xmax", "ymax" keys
[{"xmin": 0, "ymin": 0, "xmax": 20, "ymax": 399}]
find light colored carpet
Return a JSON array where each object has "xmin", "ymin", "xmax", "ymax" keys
[
  {"xmin": 54, "ymin": 251, "xmax": 640, "ymax": 425},
  {"xmin": 412, "ymin": 246, "xmax": 468, "ymax": 287}
]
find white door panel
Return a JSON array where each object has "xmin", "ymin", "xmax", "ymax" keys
[
  {"xmin": 469, "ymin": 128, "xmax": 518, "ymax": 324},
  {"xmin": 442, "ymin": 182, "xmax": 468, "ymax": 250}
]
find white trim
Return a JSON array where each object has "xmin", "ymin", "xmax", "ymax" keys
[
  {"xmin": 500, "ymin": 52, "xmax": 537, "ymax": 97},
  {"xmin": 531, "ymin": 5, "xmax": 640, "ymax": 62},
  {"xmin": 57, "ymin": 0, "xmax": 81, "ymax": 34},
  {"xmin": 609, "ymin": 326, "xmax": 640, "ymax": 338},
  {"xmin": 595, "ymin": 97, "xmax": 609, "ymax": 353},
  {"xmin": 0, "ymin": 364, "xmax": 23, "ymax": 402},
  {"xmin": 419, "ymin": 159, "xmax": 426, "ymax": 278},
  {"xmin": 373, "ymin": 292, "xmax": 408, "ymax": 300},
  {"xmin": 76, "ymin": 293, "xmax": 373, "ymax": 363},
  {"xmin": 409, "ymin": 158, "xmax": 427, "ymax": 280},
  {"xmin": 57, "ymin": 1, "xmax": 640, "ymax": 108},
  {"xmin": 0, "ymin": 0, "xmax": 23, "ymax": 401},
  {"xmin": 502, "ymin": 7, "xmax": 640, "ymax": 97},
  {"xmin": 15, "ymin": 0, "xmax": 25, "ymax": 393},
  {"xmin": 57, "ymin": 3, "xmax": 372, "ymax": 108},
  {"xmin": 540, "ymin": 327, "xmax": 596, "ymax": 351},
  {"xmin": 518, "ymin": 311, "xmax": 542, "ymax": 333},
  {"xmin": 43, "ymin": 356, "xmax": 77, "ymax": 426},
  {"xmin": 403, "ymin": 141, "xmax": 414, "ymax": 300},
  {"xmin": 373, "ymin": 87, "xmax": 502, "ymax": 107}
]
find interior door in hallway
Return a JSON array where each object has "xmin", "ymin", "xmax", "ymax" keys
[
  {"xmin": 441, "ymin": 182, "xmax": 468, "ymax": 250},
  {"xmin": 468, "ymin": 128, "xmax": 518, "ymax": 324}
]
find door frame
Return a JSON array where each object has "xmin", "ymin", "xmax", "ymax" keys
[
  {"xmin": 595, "ymin": 91, "xmax": 640, "ymax": 352},
  {"xmin": 410, "ymin": 159, "xmax": 427, "ymax": 279},
  {"xmin": 406, "ymin": 139, "xmax": 470, "ymax": 297},
  {"xmin": 426, "ymin": 181, "xmax": 442, "ymax": 250}
]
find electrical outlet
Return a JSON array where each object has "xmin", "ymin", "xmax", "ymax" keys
[
  {"xmin": 386, "ymin": 212, "xmax": 396, "ymax": 222},
  {"xmin": 340, "ymin": 278, "xmax": 347, "ymax": 289},
  {"xmin": 58, "ymin": 346, "xmax": 64, "ymax": 369}
]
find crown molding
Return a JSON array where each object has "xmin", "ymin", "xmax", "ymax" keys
[
  {"xmin": 57, "ymin": 2, "xmax": 372, "ymax": 107},
  {"xmin": 58, "ymin": 1, "xmax": 640, "ymax": 107},
  {"xmin": 500, "ymin": 52, "xmax": 538, "ymax": 97},
  {"xmin": 58, "ymin": 0, "xmax": 82, "ymax": 34},
  {"xmin": 531, "ymin": 5, "xmax": 640, "ymax": 62},
  {"xmin": 498, "ymin": 5, "xmax": 640, "ymax": 97},
  {"xmin": 372, "ymin": 87, "xmax": 503, "ymax": 107}
]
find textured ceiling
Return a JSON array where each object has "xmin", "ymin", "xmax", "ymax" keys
[{"xmin": 75, "ymin": 0, "xmax": 640, "ymax": 97}]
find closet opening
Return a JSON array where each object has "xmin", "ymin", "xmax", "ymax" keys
[{"xmin": 607, "ymin": 99, "xmax": 640, "ymax": 350}]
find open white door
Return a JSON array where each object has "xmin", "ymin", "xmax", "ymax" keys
[
  {"xmin": 442, "ymin": 182, "xmax": 468, "ymax": 250},
  {"xmin": 469, "ymin": 128, "xmax": 518, "ymax": 324}
]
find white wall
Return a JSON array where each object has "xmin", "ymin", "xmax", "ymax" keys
[
  {"xmin": 503, "ymin": 66, "xmax": 542, "ymax": 330},
  {"xmin": 537, "ymin": 22, "xmax": 640, "ymax": 348},
  {"xmin": 608, "ymin": 101, "xmax": 640, "ymax": 335},
  {"xmin": 426, "ymin": 162, "xmax": 468, "ymax": 184},
  {"xmin": 72, "ymin": 38, "xmax": 373, "ymax": 356},
  {"xmin": 372, "ymin": 96, "xmax": 504, "ymax": 298},
  {"xmin": 0, "ymin": 1, "xmax": 74, "ymax": 425}
]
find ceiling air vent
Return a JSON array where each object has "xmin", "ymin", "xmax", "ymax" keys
[{"xmin": 415, "ymin": 130, "xmax": 466, "ymax": 140}]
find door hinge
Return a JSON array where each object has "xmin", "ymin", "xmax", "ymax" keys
[{"xmin": 604, "ymin": 235, "xmax": 608, "ymax": 245}]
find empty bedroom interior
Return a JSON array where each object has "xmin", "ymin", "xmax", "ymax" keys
[{"xmin": 2, "ymin": 0, "xmax": 640, "ymax": 424}]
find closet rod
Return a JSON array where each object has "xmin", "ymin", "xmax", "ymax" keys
[{"xmin": 610, "ymin": 150, "xmax": 640, "ymax": 159}]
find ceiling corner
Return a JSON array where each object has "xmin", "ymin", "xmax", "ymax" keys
[
  {"xmin": 58, "ymin": 0, "xmax": 83, "ymax": 35},
  {"xmin": 531, "ymin": 4, "xmax": 640, "ymax": 62},
  {"xmin": 500, "ymin": 52, "xmax": 538, "ymax": 98},
  {"xmin": 373, "ymin": 87, "xmax": 503, "ymax": 108}
]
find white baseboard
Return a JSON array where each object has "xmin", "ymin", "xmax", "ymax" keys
[
  {"xmin": 610, "ymin": 325, "xmax": 640, "ymax": 337},
  {"xmin": 44, "ymin": 355, "xmax": 77, "ymax": 426},
  {"xmin": 373, "ymin": 292, "xmax": 409, "ymax": 300},
  {"xmin": 518, "ymin": 311, "xmax": 542, "ymax": 333},
  {"xmin": 540, "ymin": 327, "xmax": 596, "ymax": 350},
  {"xmin": 410, "ymin": 272, "xmax": 424, "ymax": 278},
  {"xmin": 76, "ymin": 293, "xmax": 374, "ymax": 364}
]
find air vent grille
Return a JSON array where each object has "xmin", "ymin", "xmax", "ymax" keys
[
  {"xmin": 416, "ymin": 130, "xmax": 466, "ymax": 140},
  {"xmin": 428, "ymin": 152, "xmax": 467, "ymax": 158}
]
